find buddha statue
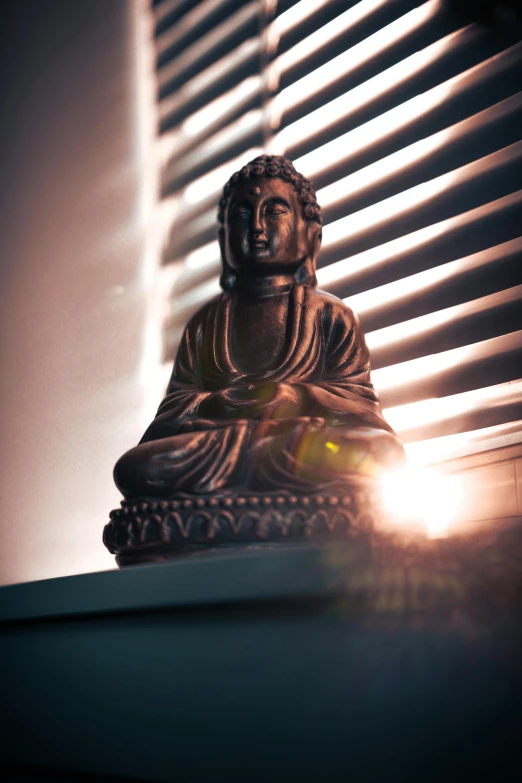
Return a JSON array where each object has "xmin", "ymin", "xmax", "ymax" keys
[{"xmin": 105, "ymin": 155, "xmax": 405, "ymax": 563}]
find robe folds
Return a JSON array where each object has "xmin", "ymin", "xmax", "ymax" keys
[{"xmin": 115, "ymin": 285, "xmax": 403, "ymax": 497}]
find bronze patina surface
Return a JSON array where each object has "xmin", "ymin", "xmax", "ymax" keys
[{"xmin": 105, "ymin": 155, "xmax": 405, "ymax": 562}]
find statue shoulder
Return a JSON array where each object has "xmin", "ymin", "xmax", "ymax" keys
[
  {"xmin": 311, "ymin": 287, "xmax": 358, "ymax": 327},
  {"xmin": 182, "ymin": 294, "xmax": 222, "ymax": 335}
]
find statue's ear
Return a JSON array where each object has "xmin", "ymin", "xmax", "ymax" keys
[
  {"xmin": 218, "ymin": 226, "xmax": 236, "ymax": 291},
  {"xmin": 218, "ymin": 226, "xmax": 225, "ymax": 259},
  {"xmin": 308, "ymin": 221, "xmax": 322, "ymax": 257},
  {"xmin": 296, "ymin": 221, "xmax": 321, "ymax": 287},
  {"xmin": 295, "ymin": 257, "xmax": 317, "ymax": 286}
]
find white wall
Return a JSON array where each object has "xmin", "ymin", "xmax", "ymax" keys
[{"xmin": 0, "ymin": 0, "xmax": 156, "ymax": 584}]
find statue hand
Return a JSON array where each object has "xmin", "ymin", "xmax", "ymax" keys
[
  {"xmin": 253, "ymin": 415, "xmax": 325, "ymax": 441},
  {"xmin": 335, "ymin": 427, "xmax": 406, "ymax": 471},
  {"xmin": 238, "ymin": 381, "xmax": 303, "ymax": 419},
  {"xmin": 197, "ymin": 387, "xmax": 256, "ymax": 419},
  {"xmin": 197, "ymin": 383, "xmax": 303, "ymax": 420}
]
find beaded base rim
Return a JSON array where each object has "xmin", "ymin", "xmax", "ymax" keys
[{"xmin": 104, "ymin": 487, "xmax": 382, "ymax": 563}]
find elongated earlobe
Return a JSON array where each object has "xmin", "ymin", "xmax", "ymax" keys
[
  {"xmin": 310, "ymin": 222, "xmax": 322, "ymax": 255},
  {"xmin": 219, "ymin": 226, "xmax": 236, "ymax": 291},
  {"xmin": 295, "ymin": 222, "xmax": 321, "ymax": 287},
  {"xmin": 295, "ymin": 257, "xmax": 317, "ymax": 286}
]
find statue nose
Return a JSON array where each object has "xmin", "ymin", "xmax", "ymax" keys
[
  {"xmin": 251, "ymin": 209, "xmax": 266, "ymax": 236},
  {"xmin": 252, "ymin": 223, "xmax": 267, "ymax": 242}
]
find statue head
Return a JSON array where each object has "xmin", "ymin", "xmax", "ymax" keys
[{"xmin": 217, "ymin": 155, "xmax": 322, "ymax": 290}]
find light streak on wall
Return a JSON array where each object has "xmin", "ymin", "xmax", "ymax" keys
[
  {"xmin": 184, "ymin": 241, "xmax": 221, "ymax": 271},
  {"xmin": 159, "ymin": 39, "xmax": 261, "ymax": 128},
  {"xmin": 272, "ymin": 0, "xmax": 442, "ymax": 119},
  {"xmin": 348, "ymin": 237, "xmax": 522, "ymax": 318},
  {"xmin": 155, "ymin": 0, "xmax": 232, "ymax": 60},
  {"xmin": 170, "ymin": 110, "xmax": 264, "ymax": 187},
  {"xmin": 157, "ymin": 1, "xmax": 261, "ymax": 94},
  {"xmin": 276, "ymin": 24, "xmax": 472, "ymax": 153},
  {"xmin": 405, "ymin": 419, "xmax": 522, "ymax": 466},
  {"xmin": 366, "ymin": 285, "xmax": 522, "ymax": 354},
  {"xmin": 171, "ymin": 276, "xmax": 222, "ymax": 321},
  {"xmin": 270, "ymin": 0, "xmax": 332, "ymax": 40},
  {"xmin": 182, "ymin": 76, "xmax": 261, "ymax": 140},
  {"xmin": 384, "ymin": 381, "xmax": 522, "ymax": 437},
  {"xmin": 317, "ymin": 190, "xmax": 522, "ymax": 289},
  {"xmin": 270, "ymin": 0, "xmax": 391, "ymax": 80},
  {"xmin": 317, "ymin": 93, "xmax": 522, "ymax": 213},
  {"xmin": 373, "ymin": 330, "xmax": 522, "ymax": 397}
]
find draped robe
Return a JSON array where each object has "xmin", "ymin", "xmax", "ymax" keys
[{"xmin": 114, "ymin": 285, "xmax": 403, "ymax": 497}]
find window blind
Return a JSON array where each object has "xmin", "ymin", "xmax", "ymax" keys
[{"xmin": 151, "ymin": 0, "xmax": 522, "ymax": 467}]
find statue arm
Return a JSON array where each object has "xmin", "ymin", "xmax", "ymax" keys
[
  {"xmin": 139, "ymin": 317, "xmax": 211, "ymax": 444},
  {"xmin": 298, "ymin": 301, "xmax": 395, "ymax": 433},
  {"xmin": 197, "ymin": 302, "xmax": 384, "ymax": 425}
]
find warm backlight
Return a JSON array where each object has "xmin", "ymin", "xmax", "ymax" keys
[{"xmin": 379, "ymin": 465, "xmax": 462, "ymax": 538}]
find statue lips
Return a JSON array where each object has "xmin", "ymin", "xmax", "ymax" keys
[{"xmin": 250, "ymin": 238, "xmax": 269, "ymax": 256}]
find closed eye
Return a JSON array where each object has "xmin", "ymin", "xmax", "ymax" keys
[
  {"xmin": 230, "ymin": 204, "xmax": 250, "ymax": 220},
  {"xmin": 265, "ymin": 199, "xmax": 290, "ymax": 215}
]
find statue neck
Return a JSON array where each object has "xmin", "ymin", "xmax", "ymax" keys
[{"xmin": 233, "ymin": 273, "xmax": 295, "ymax": 298}]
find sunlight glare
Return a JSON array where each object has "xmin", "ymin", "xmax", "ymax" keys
[{"xmin": 380, "ymin": 466, "xmax": 462, "ymax": 538}]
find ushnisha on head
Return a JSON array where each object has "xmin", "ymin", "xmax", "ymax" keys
[{"xmin": 218, "ymin": 154, "xmax": 323, "ymax": 289}]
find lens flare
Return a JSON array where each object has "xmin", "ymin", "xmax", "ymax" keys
[
  {"xmin": 379, "ymin": 466, "xmax": 462, "ymax": 538},
  {"xmin": 325, "ymin": 440, "xmax": 340, "ymax": 454}
]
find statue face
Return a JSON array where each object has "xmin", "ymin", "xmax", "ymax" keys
[{"xmin": 222, "ymin": 177, "xmax": 318, "ymax": 276}]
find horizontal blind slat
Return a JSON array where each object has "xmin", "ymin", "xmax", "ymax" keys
[
  {"xmin": 374, "ymin": 330, "xmax": 522, "ymax": 408},
  {"xmin": 318, "ymin": 189, "xmax": 522, "ymax": 295},
  {"xmin": 274, "ymin": 0, "xmax": 418, "ymax": 88},
  {"xmin": 158, "ymin": 1, "xmax": 261, "ymax": 97},
  {"xmin": 367, "ymin": 284, "xmax": 522, "ymax": 369},
  {"xmin": 405, "ymin": 419, "xmax": 522, "ymax": 467},
  {"xmin": 273, "ymin": 0, "xmax": 445, "ymax": 120},
  {"xmin": 385, "ymin": 380, "xmax": 522, "ymax": 444},
  {"xmin": 279, "ymin": 25, "xmax": 489, "ymax": 155},
  {"xmin": 159, "ymin": 76, "xmax": 262, "ymax": 171},
  {"xmin": 159, "ymin": 39, "xmax": 261, "ymax": 131},
  {"xmin": 352, "ymin": 237, "xmax": 522, "ymax": 332},
  {"xmin": 318, "ymin": 93, "xmax": 522, "ymax": 224},
  {"xmin": 319, "ymin": 141, "xmax": 522, "ymax": 267},
  {"xmin": 156, "ymin": 0, "xmax": 249, "ymax": 62},
  {"xmin": 295, "ymin": 39, "xmax": 522, "ymax": 186}
]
